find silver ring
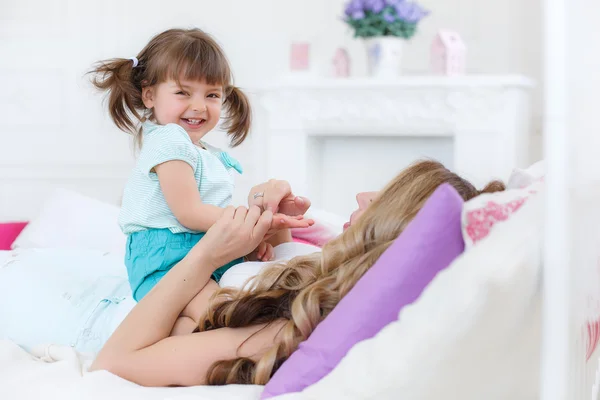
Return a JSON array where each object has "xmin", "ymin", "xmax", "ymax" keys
[{"xmin": 253, "ymin": 192, "xmax": 264, "ymax": 199}]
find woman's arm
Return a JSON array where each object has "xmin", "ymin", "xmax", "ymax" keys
[
  {"xmin": 90, "ymin": 206, "xmax": 275, "ymax": 385},
  {"xmin": 174, "ymin": 279, "xmax": 220, "ymax": 335},
  {"xmin": 93, "ymin": 320, "xmax": 285, "ymax": 386},
  {"xmin": 155, "ymin": 160, "xmax": 223, "ymax": 232}
]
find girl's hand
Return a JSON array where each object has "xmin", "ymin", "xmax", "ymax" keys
[
  {"xmin": 267, "ymin": 213, "xmax": 314, "ymax": 238},
  {"xmin": 189, "ymin": 206, "xmax": 272, "ymax": 268},
  {"xmin": 246, "ymin": 241, "xmax": 275, "ymax": 262},
  {"xmin": 248, "ymin": 180, "xmax": 311, "ymax": 216}
]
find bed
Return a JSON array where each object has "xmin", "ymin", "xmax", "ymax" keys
[
  {"xmin": 1, "ymin": 2, "xmax": 598, "ymax": 398},
  {"xmin": 0, "ymin": 152, "xmax": 594, "ymax": 400},
  {"xmin": 0, "ymin": 161, "xmax": 553, "ymax": 400}
]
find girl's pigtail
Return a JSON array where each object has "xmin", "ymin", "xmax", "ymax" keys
[
  {"xmin": 89, "ymin": 58, "xmax": 143, "ymax": 138},
  {"xmin": 222, "ymin": 86, "xmax": 251, "ymax": 147}
]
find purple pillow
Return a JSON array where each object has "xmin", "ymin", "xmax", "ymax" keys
[{"xmin": 261, "ymin": 183, "xmax": 465, "ymax": 398}]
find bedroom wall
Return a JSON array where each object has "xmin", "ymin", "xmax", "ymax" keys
[
  {"xmin": 567, "ymin": 0, "xmax": 600, "ymax": 185},
  {"xmin": 0, "ymin": 0, "xmax": 542, "ymax": 219}
]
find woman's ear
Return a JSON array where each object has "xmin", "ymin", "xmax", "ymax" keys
[{"xmin": 142, "ymin": 86, "xmax": 155, "ymax": 109}]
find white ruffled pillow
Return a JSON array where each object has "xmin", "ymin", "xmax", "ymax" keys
[{"xmin": 507, "ymin": 160, "xmax": 545, "ymax": 189}]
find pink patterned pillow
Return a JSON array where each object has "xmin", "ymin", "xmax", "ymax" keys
[
  {"xmin": 0, "ymin": 222, "xmax": 28, "ymax": 250},
  {"xmin": 462, "ymin": 179, "xmax": 544, "ymax": 247}
]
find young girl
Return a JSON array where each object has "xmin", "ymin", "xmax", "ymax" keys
[{"xmin": 90, "ymin": 28, "xmax": 311, "ymax": 331}]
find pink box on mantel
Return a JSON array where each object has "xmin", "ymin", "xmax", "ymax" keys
[
  {"xmin": 290, "ymin": 43, "xmax": 310, "ymax": 71},
  {"xmin": 431, "ymin": 30, "xmax": 467, "ymax": 76}
]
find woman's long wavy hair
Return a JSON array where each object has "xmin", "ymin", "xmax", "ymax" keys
[{"xmin": 199, "ymin": 160, "xmax": 505, "ymax": 385}]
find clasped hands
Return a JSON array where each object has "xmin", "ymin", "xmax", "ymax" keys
[
  {"xmin": 245, "ymin": 179, "xmax": 313, "ymax": 261},
  {"xmin": 196, "ymin": 180, "xmax": 313, "ymax": 264}
]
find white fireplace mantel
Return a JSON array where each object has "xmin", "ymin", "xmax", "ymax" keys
[{"xmin": 251, "ymin": 75, "xmax": 534, "ymax": 215}]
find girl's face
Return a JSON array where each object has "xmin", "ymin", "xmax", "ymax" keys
[
  {"xmin": 142, "ymin": 78, "xmax": 223, "ymax": 143},
  {"xmin": 344, "ymin": 191, "xmax": 379, "ymax": 230}
]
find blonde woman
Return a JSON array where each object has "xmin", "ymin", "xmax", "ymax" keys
[{"xmin": 90, "ymin": 160, "xmax": 505, "ymax": 386}]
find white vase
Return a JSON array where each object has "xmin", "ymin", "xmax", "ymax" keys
[{"xmin": 365, "ymin": 37, "xmax": 405, "ymax": 78}]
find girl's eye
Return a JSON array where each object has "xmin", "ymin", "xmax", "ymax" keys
[
  {"xmin": 208, "ymin": 93, "xmax": 220, "ymax": 98},
  {"xmin": 176, "ymin": 91, "xmax": 188, "ymax": 96}
]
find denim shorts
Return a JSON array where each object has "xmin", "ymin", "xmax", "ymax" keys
[{"xmin": 125, "ymin": 229, "xmax": 243, "ymax": 301}]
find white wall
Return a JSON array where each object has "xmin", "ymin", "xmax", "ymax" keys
[
  {"xmin": 540, "ymin": 0, "xmax": 600, "ymax": 398},
  {"xmin": 0, "ymin": 0, "xmax": 542, "ymax": 215}
]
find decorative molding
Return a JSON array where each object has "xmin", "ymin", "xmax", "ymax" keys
[
  {"xmin": 254, "ymin": 76, "xmax": 535, "ymax": 202},
  {"xmin": 260, "ymin": 87, "xmax": 515, "ymax": 133}
]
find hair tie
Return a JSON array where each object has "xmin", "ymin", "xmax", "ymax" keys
[{"xmin": 129, "ymin": 57, "xmax": 139, "ymax": 68}]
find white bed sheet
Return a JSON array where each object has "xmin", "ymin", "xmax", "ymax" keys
[
  {"xmin": 0, "ymin": 339, "xmax": 263, "ymax": 400},
  {"xmin": 0, "ymin": 243, "xmax": 323, "ymax": 400}
]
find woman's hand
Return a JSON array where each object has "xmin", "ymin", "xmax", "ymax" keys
[
  {"xmin": 248, "ymin": 179, "xmax": 311, "ymax": 216},
  {"xmin": 189, "ymin": 206, "xmax": 273, "ymax": 267}
]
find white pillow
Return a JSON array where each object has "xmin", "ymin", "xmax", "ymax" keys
[
  {"xmin": 275, "ymin": 187, "xmax": 544, "ymax": 400},
  {"xmin": 219, "ymin": 242, "xmax": 321, "ymax": 289},
  {"xmin": 12, "ymin": 189, "xmax": 126, "ymax": 257},
  {"xmin": 507, "ymin": 160, "xmax": 545, "ymax": 189}
]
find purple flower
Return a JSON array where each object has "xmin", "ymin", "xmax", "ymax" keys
[
  {"xmin": 385, "ymin": 0, "xmax": 405, "ymax": 5},
  {"xmin": 364, "ymin": 0, "xmax": 385, "ymax": 13},
  {"xmin": 344, "ymin": 0, "xmax": 365, "ymax": 16},
  {"xmin": 351, "ymin": 10, "xmax": 366, "ymax": 19},
  {"xmin": 395, "ymin": 1, "xmax": 429, "ymax": 23}
]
